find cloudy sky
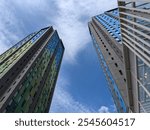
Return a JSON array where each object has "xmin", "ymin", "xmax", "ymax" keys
[{"xmin": 0, "ymin": 0, "xmax": 117, "ymax": 112}]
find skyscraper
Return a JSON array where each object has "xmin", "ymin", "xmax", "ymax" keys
[
  {"xmin": 88, "ymin": 0, "xmax": 150, "ymax": 113},
  {"xmin": 0, "ymin": 26, "xmax": 64, "ymax": 113},
  {"xmin": 118, "ymin": 0, "xmax": 150, "ymax": 112},
  {"xmin": 88, "ymin": 8, "xmax": 128, "ymax": 113}
]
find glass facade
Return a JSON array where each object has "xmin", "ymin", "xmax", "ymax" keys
[
  {"xmin": 0, "ymin": 28, "xmax": 48, "ymax": 78},
  {"xmin": 0, "ymin": 26, "xmax": 64, "ymax": 113},
  {"xmin": 95, "ymin": 9, "xmax": 121, "ymax": 43},
  {"xmin": 118, "ymin": 0, "xmax": 150, "ymax": 112},
  {"xmin": 137, "ymin": 58, "xmax": 150, "ymax": 112},
  {"xmin": 0, "ymin": 33, "xmax": 35, "ymax": 62}
]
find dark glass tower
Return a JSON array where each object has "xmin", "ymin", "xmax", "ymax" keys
[{"xmin": 0, "ymin": 26, "xmax": 64, "ymax": 113}]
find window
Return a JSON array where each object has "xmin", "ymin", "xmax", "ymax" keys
[
  {"xmin": 119, "ymin": 70, "xmax": 123, "ymax": 75},
  {"xmin": 0, "ymin": 97, "xmax": 5, "ymax": 102},
  {"xmin": 18, "ymin": 75, "xmax": 21, "ymax": 79},
  {"xmin": 7, "ymin": 88, "xmax": 11, "ymax": 93},
  {"xmin": 14, "ymin": 91, "xmax": 18, "ymax": 97},
  {"xmin": 124, "ymin": 79, "xmax": 126, "ymax": 82},
  {"xmin": 21, "ymin": 100, "xmax": 26, "ymax": 107},
  {"xmin": 115, "ymin": 63, "xmax": 118, "ymax": 67},
  {"xmin": 13, "ymin": 81, "xmax": 16, "ymax": 85},
  {"xmin": 137, "ymin": 57, "xmax": 150, "ymax": 112}
]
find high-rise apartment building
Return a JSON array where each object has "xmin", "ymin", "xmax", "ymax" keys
[
  {"xmin": 118, "ymin": 0, "xmax": 150, "ymax": 112},
  {"xmin": 88, "ymin": 0, "xmax": 150, "ymax": 113},
  {"xmin": 0, "ymin": 26, "xmax": 64, "ymax": 113},
  {"xmin": 88, "ymin": 8, "xmax": 128, "ymax": 113}
]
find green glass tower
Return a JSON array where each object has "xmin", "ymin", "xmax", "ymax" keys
[{"xmin": 0, "ymin": 26, "xmax": 64, "ymax": 113}]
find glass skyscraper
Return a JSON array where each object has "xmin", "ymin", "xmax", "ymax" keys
[
  {"xmin": 0, "ymin": 26, "xmax": 64, "ymax": 113},
  {"xmin": 89, "ymin": 0, "xmax": 150, "ymax": 112}
]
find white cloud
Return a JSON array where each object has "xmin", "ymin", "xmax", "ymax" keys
[
  {"xmin": 12, "ymin": 0, "xmax": 54, "ymax": 18},
  {"xmin": 98, "ymin": 106, "xmax": 110, "ymax": 113},
  {"xmin": 0, "ymin": 0, "xmax": 55, "ymax": 55},
  {"xmin": 50, "ymin": 0, "xmax": 117, "ymax": 112},
  {"xmin": 0, "ymin": 43, "xmax": 9, "ymax": 55},
  {"xmin": 98, "ymin": 105, "xmax": 117, "ymax": 113},
  {"xmin": 52, "ymin": 0, "xmax": 117, "ymax": 63},
  {"xmin": 0, "ymin": 0, "xmax": 26, "ymax": 54},
  {"xmin": 50, "ymin": 74, "xmax": 94, "ymax": 113},
  {"xmin": 0, "ymin": 0, "xmax": 117, "ymax": 61},
  {"xmin": 50, "ymin": 74, "xmax": 115, "ymax": 113}
]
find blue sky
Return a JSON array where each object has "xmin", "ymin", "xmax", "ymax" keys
[{"xmin": 0, "ymin": 0, "xmax": 117, "ymax": 112}]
